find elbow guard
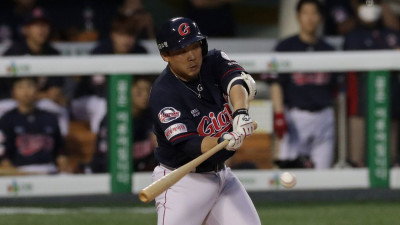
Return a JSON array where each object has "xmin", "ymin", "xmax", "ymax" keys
[{"xmin": 227, "ymin": 72, "xmax": 257, "ymax": 100}]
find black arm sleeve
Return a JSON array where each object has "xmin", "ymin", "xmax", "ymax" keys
[
  {"xmin": 175, "ymin": 136, "xmax": 234, "ymax": 163},
  {"xmin": 175, "ymin": 135, "xmax": 204, "ymax": 159}
]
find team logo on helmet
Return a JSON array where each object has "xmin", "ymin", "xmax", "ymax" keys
[
  {"xmin": 158, "ymin": 107, "xmax": 181, "ymax": 123},
  {"xmin": 178, "ymin": 23, "xmax": 191, "ymax": 36}
]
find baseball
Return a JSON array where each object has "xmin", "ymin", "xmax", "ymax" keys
[{"xmin": 280, "ymin": 172, "xmax": 296, "ymax": 189}]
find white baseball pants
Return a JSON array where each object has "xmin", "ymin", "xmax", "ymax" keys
[
  {"xmin": 279, "ymin": 107, "xmax": 335, "ymax": 169},
  {"xmin": 153, "ymin": 165, "xmax": 261, "ymax": 225}
]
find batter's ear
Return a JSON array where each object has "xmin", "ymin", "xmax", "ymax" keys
[{"xmin": 160, "ymin": 52, "xmax": 170, "ymax": 62}]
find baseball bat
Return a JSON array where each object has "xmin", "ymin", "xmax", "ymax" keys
[{"xmin": 139, "ymin": 122, "xmax": 257, "ymax": 203}]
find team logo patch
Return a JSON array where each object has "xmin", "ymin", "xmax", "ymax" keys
[
  {"xmin": 158, "ymin": 107, "xmax": 181, "ymax": 123},
  {"xmin": 178, "ymin": 23, "xmax": 190, "ymax": 36},
  {"xmin": 221, "ymin": 51, "xmax": 231, "ymax": 61},
  {"xmin": 165, "ymin": 123, "xmax": 187, "ymax": 140}
]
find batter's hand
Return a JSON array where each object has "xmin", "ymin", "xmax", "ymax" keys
[
  {"xmin": 219, "ymin": 131, "xmax": 245, "ymax": 151},
  {"xmin": 274, "ymin": 112, "xmax": 287, "ymax": 139},
  {"xmin": 232, "ymin": 108, "xmax": 254, "ymax": 137}
]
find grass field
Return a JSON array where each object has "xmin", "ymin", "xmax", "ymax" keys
[{"xmin": 1, "ymin": 201, "xmax": 399, "ymax": 225}]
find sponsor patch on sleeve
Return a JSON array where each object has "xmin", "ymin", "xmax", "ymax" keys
[
  {"xmin": 158, "ymin": 107, "xmax": 181, "ymax": 123},
  {"xmin": 164, "ymin": 123, "xmax": 187, "ymax": 140}
]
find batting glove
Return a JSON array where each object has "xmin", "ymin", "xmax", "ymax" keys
[
  {"xmin": 273, "ymin": 112, "xmax": 287, "ymax": 139},
  {"xmin": 232, "ymin": 108, "xmax": 254, "ymax": 137},
  {"xmin": 218, "ymin": 131, "xmax": 245, "ymax": 151}
]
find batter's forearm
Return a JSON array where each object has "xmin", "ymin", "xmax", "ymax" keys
[
  {"xmin": 270, "ymin": 83, "xmax": 284, "ymax": 113},
  {"xmin": 201, "ymin": 136, "xmax": 219, "ymax": 154},
  {"xmin": 229, "ymin": 84, "xmax": 249, "ymax": 111}
]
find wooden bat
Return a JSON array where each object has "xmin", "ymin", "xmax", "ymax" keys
[{"xmin": 139, "ymin": 122, "xmax": 257, "ymax": 203}]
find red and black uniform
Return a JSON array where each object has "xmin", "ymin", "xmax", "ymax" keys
[
  {"xmin": 0, "ymin": 108, "xmax": 63, "ymax": 167},
  {"xmin": 150, "ymin": 49, "xmax": 247, "ymax": 171}
]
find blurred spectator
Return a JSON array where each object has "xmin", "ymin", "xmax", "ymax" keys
[
  {"xmin": 0, "ymin": 77, "xmax": 69, "ymax": 174},
  {"xmin": 70, "ymin": 14, "xmax": 148, "ymax": 134},
  {"xmin": 118, "ymin": 0, "xmax": 155, "ymax": 39},
  {"xmin": 323, "ymin": 0, "xmax": 357, "ymax": 36},
  {"xmin": 2, "ymin": 7, "xmax": 69, "ymax": 136},
  {"xmin": 379, "ymin": 0, "xmax": 400, "ymax": 31},
  {"xmin": 343, "ymin": 0, "xmax": 400, "ymax": 167},
  {"xmin": 186, "ymin": 0, "xmax": 237, "ymax": 37},
  {"xmin": 0, "ymin": 0, "xmax": 38, "ymax": 42},
  {"xmin": 91, "ymin": 14, "xmax": 147, "ymax": 54},
  {"xmin": 3, "ymin": 7, "xmax": 57, "ymax": 55},
  {"xmin": 44, "ymin": 0, "xmax": 119, "ymax": 42},
  {"xmin": 269, "ymin": 0, "xmax": 338, "ymax": 169},
  {"xmin": 90, "ymin": 77, "xmax": 157, "ymax": 173}
]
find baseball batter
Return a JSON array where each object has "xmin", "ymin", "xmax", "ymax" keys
[
  {"xmin": 150, "ymin": 17, "xmax": 260, "ymax": 225},
  {"xmin": 270, "ymin": 0, "xmax": 338, "ymax": 169}
]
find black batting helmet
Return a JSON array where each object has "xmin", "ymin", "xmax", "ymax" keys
[{"xmin": 156, "ymin": 17, "xmax": 208, "ymax": 56}]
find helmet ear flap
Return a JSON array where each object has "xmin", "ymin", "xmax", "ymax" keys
[{"xmin": 200, "ymin": 39, "xmax": 208, "ymax": 56}]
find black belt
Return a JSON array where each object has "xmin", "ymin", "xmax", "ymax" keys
[
  {"xmin": 160, "ymin": 162, "xmax": 225, "ymax": 173},
  {"xmin": 292, "ymin": 106, "xmax": 327, "ymax": 112}
]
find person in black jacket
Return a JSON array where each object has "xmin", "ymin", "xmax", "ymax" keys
[
  {"xmin": 90, "ymin": 77, "xmax": 157, "ymax": 173},
  {"xmin": 71, "ymin": 14, "xmax": 148, "ymax": 134},
  {"xmin": 0, "ymin": 77, "xmax": 68, "ymax": 174},
  {"xmin": 2, "ymin": 7, "xmax": 69, "ymax": 136}
]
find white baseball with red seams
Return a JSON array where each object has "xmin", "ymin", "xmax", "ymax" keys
[{"xmin": 280, "ymin": 172, "xmax": 296, "ymax": 189}]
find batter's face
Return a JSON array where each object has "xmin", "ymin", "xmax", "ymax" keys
[
  {"xmin": 161, "ymin": 42, "xmax": 202, "ymax": 81},
  {"xmin": 297, "ymin": 3, "xmax": 321, "ymax": 35}
]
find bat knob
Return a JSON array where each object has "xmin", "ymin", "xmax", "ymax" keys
[{"xmin": 139, "ymin": 190, "xmax": 151, "ymax": 203}]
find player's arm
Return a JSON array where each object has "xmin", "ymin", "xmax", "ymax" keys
[
  {"xmin": 270, "ymin": 83, "xmax": 284, "ymax": 113},
  {"xmin": 212, "ymin": 50, "xmax": 256, "ymax": 136},
  {"xmin": 229, "ymin": 84, "xmax": 249, "ymax": 111},
  {"xmin": 228, "ymin": 77, "xmax": 256, "ymax": 135},
  {"xmin": 270, "ymin": 82, "xmax": 287, "ymax": 139}
]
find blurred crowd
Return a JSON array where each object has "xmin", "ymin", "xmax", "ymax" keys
[{"xmin": 0, "ymin": 0, "xmax": 400, "ymax": 175}]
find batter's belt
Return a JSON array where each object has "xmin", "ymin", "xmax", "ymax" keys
[
  {"xmin": 290, "ymin": 105, "xmax": 329, "ymax": 112},
  {"xmin": 160, "ymin": 162, "xmax": 225, "ymax": 173}
]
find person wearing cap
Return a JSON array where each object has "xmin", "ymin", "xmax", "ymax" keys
[
  {"xmin": 70, "ymin": 14, "xmax": 148, "ymax": 134},
  {"xmin": 149, "ymin": 17, "xmax": 260, "ymax": 225},
  {"xmin": 2, "ymin": 7, "xmax": 69, "ymax": 137},
  {"xmin": 3, "ymin": 7, "xmax": 58, "ymax": 56},
  {"xmin": 0, "ymin": 77, "xmax": 69, "ymax": 175},
  {"xmin": 344, "ymin": 0, "xmax": 400, "ymax": 167}
]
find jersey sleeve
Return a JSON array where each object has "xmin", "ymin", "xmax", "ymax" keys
[
  {"xmin": 208, "ymin": 50, "xmax": 248, "ymax": 95},
  {"xmin": 150, "ymin": 89, "xmax": 201, "ymax": 146}
]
